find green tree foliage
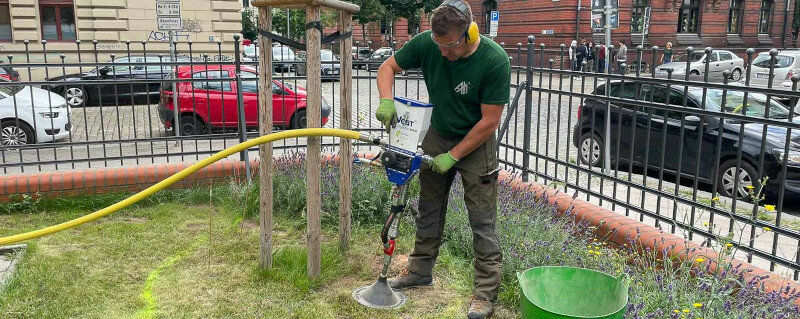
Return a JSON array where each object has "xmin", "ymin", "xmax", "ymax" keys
[
  {"xmin": 241, "ymin": 8, "xmax": 258, "ymax": 41},
  {"xmin": 271, "ymin": 9, "xmax": 338, "ymax": 41}
]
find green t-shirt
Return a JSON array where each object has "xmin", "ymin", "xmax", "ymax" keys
[{"xmin": 394, "ymin": 30, "xmax": 511, "ymax": 138}]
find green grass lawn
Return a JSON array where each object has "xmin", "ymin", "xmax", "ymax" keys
[{"xmin": 0, "ymin": 182, "xmax": 517, "ymax": 318}]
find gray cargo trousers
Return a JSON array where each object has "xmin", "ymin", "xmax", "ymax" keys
[{"xmin": 406, "ymin": 127, "xmax": 502, "ymax": 301}]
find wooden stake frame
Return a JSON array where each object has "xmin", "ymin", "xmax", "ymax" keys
[{"xmin": 252, "ymin": 0, "xmax": 359, "ymax": 278}]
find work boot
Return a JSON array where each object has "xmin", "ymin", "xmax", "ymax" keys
[
  {"xmin": 387, "ymin": 268, "xmax": 433, "ymax": 289},
  {"xmin": 467, "ymin": 295, "xmax": 494, "ymax": 319}
]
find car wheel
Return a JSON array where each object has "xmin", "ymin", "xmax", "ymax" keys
[
  {"xmin": 578, "ymin": 132, "xmax": 603, "ymax": 167},
  {"xmin": 730, "ymin": 68, "xmax": 743, "ymax": 81},
  {"xmin": 718, "ymin": 159, "xmax": 759, "ymax": 201},
  {"xmin": 690, "ymin": 70, "xmax": 700, "ymax": 76},
  {"xmin": 64, "ymin": 86, "xmax": 87, "ymax": 107},
  {"xmin": 176, "ymin": 114, "xmax": 205, "ymax": 136},
  {"xmin": 1, "ymin": 120, "xmax": 35, "ymax": 146},
  {"xmin": 290, "ymin": 109, "xmax": 307, "ymax": 129}
]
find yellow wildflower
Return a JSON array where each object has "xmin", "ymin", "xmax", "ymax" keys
[
  {"xmin": 746, "ymin": 185, "xmax": 755, "ymax": 190},
  {"xmin": 765, "ymin": 205, "xmax": 776, "ymax": 212},
  {"xmin": 711, "ymin": 197, "xmax": 720, "ymax": 202},
  {"xmin": 703, "ymin": 222, "xmax": 709, "ymax": 226},
  {"xmin": 695, "ymin": 258, "xmax": 705, "ymax": 263},
  {"xmin": 683, "ymin": 309, "xmax": 690, "ymax": 313},
  {"xmin": 725, "ymin": 243, "xmax": 733, "ymax": 248},
  {"xmin": 764, "ymin": 227, "xmax": 772, "ymax": 232},
  {"xmin": 595, "ymin": 251, "xmax": 602, "ymax": 256},
  {"xmin": 674, "ymin": 310, "xmax": 680, "ymax": 314},
  {"xmin": 693, "ymin": 303, "xmax": 703, "ymax": 308}
]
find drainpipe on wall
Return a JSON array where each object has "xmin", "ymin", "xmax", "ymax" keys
[
  {"xmin": 782, "ymin": 0, "xmax": 790, "ymax": 48},
  {"xmin": 576, "ymin": 0, "xmax": 582, "ymax": 41}
]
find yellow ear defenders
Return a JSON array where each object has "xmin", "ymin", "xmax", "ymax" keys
[{"xmin": 441, "ymin": 0, "xmax": 480, "ymax": 44}]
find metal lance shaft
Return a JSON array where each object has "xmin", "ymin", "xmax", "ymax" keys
[{"xmin": 379, "ymin": 183, "xmax": 409, "ymax": 278}]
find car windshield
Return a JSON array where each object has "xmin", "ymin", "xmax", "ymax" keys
[
  {"xmin": 321, "ymin": 50, "xmax": 337, "ymax": 61},
  {"xmin": 703, "ymin": 89, "xmax": 791, "ymax": 119},
  {"xmin": 673, "ymin": 52, "xmax": 705, "ymax": 63},
  {"xmin": 359, "ymin": 49, "xmax": 371, "ymax": 54},
  {"xmin": 244, "ymin": 45, "xmax": 257, "ymax": 56},
  {"xmin": 0, "ymin": 83, "xmax": 24, "ymax": 98},
  {"xmin": 752, "ymin": 54, "xmax": 794, "ymax": 68},
  {"xmin": 272, "ymin": 47, "xmax": 295, "ymax": 59}
]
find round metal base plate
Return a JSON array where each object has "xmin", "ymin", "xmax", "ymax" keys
[{"xmin": 352, "ymin": 285, "xmax": 407, "ymax": 309}]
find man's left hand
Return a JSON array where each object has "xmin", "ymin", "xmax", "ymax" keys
[{"xmin": 430, "ymin": 152, "xmax": 459, "ymax": 174}]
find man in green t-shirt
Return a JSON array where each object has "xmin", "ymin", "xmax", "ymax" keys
[{"xmin": 373, "ymin": 0, "xmax": 510, "ymax": 317}]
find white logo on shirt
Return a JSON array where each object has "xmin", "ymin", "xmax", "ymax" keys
[{"xmin": 454, "ymin": 81, "xmax": 472, "ymax": 95}]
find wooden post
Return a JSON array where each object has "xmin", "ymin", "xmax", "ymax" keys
[
  {"xmin": 257, "ymin": 7, "xmax": 274, "ymax": 268},
  {"xmin": 338, "ymin": 11, "xmax": 353, "ymax": 252},
  {"xmin": 306, "ymin": 4, "xmax": 322, "ymax": 278}
]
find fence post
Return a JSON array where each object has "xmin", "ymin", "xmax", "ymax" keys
[
  {"xmin": 233, "ymin": 35, "xmax": 251, "ymax": 180},
  {"xmin": 522, "ymin": 35, "xmax": 534, "ymax": 182}
]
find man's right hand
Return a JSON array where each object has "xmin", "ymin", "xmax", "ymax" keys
[{"xmin": 375, "ymin": 98, "xmax": 397, "ymax": 131}]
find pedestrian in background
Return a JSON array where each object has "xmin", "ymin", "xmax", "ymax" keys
[
  {"xmin": 569, "ymin": 40, "xmax": 577, "ymax": 71},
  {"xmin": 586, "ymin": 41, "xmax": 595, "ymax": 72},
  {"xmin": 576, "ymin": 39, "xmax": 587, "ymax": 71},
  {"xmin": 660, "ymin": 42, "xmax": 673, "ymax": 64},
  {"xmin": 597, "ymin": 42, "xmax": 606, "ymax": 73},
  {"xmin": 616, "ymin": 39, "xmax": 627, "ymax": 75}
]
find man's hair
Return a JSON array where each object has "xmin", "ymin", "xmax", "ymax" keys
[
  {"xmin": 430, "ymin": 2, "xmax": 471, "ymax": 37},
  {"xmin": 619, "ymin": 39, "xmax": 625, "ymax": 45}
]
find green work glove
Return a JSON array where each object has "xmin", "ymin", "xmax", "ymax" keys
[
  {"xmin": 375, "ymin": 98, "xmax": 396, "ymax": 131},
  {"xmin": 430, "ymin": 152, "xmax": 459, "ymax": 174}
]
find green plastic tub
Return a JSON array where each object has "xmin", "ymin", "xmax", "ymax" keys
[{"xmin": 517, "ymin": 266, "xmax": 628, "ymax": 319}]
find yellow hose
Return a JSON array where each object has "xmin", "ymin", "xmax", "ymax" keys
[{"xmin": 0, "ymin": 128, "xmax": 365, "ymax": 246}]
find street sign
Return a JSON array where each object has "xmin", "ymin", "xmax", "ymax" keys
[
  {"xmin": 157, "ymin": 17, "xmax": 183, "ymax": 31},
  {"xmin": 489, "ymin": 11, "xmax": 499, "ymax": 38},
  {"xmin": 591, "ymin": 11, "xmax": 618, "ymax": 31},
  {"xmin": 156, "ymin": 0, "xmax": 182, "ymax": 31},
  {"xmin": 642, "ymin": 7, "xmax": 651, "ymax": 35},
  {"xmin": 591, "ymin": 0, "xmax": 618, "ymax": 11},
  {"xmin": 156, "ymin": 2, "xmax": 181, "ymax": 16}
]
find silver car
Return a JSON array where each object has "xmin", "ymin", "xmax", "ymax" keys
[
  {"xmin": 748, "ymin": 50, "xmax": 800, "ymax": 91},
  {"xmin": 656, "ymin": 50, "xmax": 745, "ymax": 81}
]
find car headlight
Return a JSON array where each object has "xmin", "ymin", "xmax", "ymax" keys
[
  {"xmin": 39, "ymin": 112, "xmax": 59, "ymax": 119},
  {"xmin": 773, "ymin": 148, "xmax": 800, "ymax": 166}
]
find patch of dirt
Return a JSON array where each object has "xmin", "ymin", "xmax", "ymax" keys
[
  {"xmin": 186, "ymin": 223, "xmax": 208, "ymax": 230},
  {"xmin": 238, "ymin": 220, "xmax": 258, "ymax": 230}
]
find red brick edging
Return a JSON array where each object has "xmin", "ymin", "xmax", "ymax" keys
[{"xmin": 0, "ymin": 157, "xmax": 798, "ymax": 305}]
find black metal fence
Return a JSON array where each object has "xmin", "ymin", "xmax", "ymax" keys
[
  {"xmin": 501, "ymin": 36, "xmax": 800, "ymax": 280},
  {"xmin": 1, "ymin": 36, "xmax": 800, "ymax": 279}
]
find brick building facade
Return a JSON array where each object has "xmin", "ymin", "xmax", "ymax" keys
[{"xmin": 463, "ymin": 0, "xmax": 796, "ymax": 50}]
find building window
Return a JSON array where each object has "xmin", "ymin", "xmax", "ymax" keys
[
  {"xmin": 758, "ymin": 0, "xmax": 772, "ymax": 34},
  {"xmin": 0, "ymin": 1, "xmax": 10, "ymax": 41},
  {"xmin": 678, "ymin": 0, "xmax": 700, "ymax": 33},
  {"xmin": 728, "ymin": 0, "xmax": 742, "ymax": 34},
  {"xmin": 380, "ymin": 19, "xmax": 387, "ymax": 35},
  {"xmin": 39, "ymin": 0, "xmax": 76, "ymax": 41},
  {"xmin": 630, "ymin": 0, "xmax": 649, "ymax": 33},
  {"xmin": 482, "ymin": 0, "xmax": 497, "ymax": 34}
]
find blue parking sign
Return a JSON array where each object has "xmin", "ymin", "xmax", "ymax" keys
[{"xmin": 491, "ymin": 11, "xmax": 499, "ymax": 21}]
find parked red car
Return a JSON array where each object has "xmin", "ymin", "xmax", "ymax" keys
[{"xmin": 158, "ymin": 65, "xmax": 330, "ymax": 135}]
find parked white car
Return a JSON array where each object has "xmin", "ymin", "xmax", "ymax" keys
[
  {"xmin": 656, "ymin": 50, "xmax": 745, "ymax": 81},
  {"xmin": 0, "ymin": 80, "xmax": 71, "ymax": 145},
  {"xmin": 748, "ymin": 50, "xmax": 800, "ymax": 91}
]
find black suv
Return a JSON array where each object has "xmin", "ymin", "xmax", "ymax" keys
[{"xmin": 572, "ymin": 80, "xmax": 800, "ymax": 200}]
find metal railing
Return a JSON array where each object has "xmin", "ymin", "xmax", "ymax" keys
[
  {"xmin": 502, "ymin": 36, "xmax": 800, "ymax": 280},
  {"xmin": 2, "ymin": 36, "xmax": 800, "ymax": 279}
]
